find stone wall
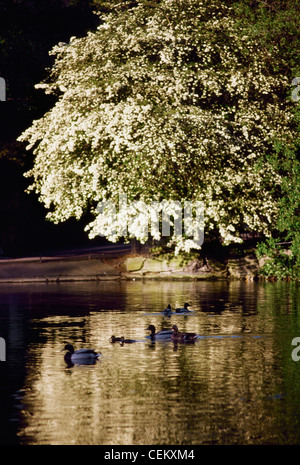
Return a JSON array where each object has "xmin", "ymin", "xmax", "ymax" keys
[
  {"xmin": 120, "ymin": 253, "xmax": 258, "ymax": 280},
  {"xmin": 0, "ymin": 250, "xmax": 261, "ymax": 283}
]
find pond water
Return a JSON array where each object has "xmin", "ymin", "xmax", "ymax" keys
[{"xmin": 0, "ymin": 279, "xmax": 299, "ymax": 445}]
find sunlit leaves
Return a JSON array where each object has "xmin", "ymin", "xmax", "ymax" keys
[{"xmin": 18, "ymin": 0, "xmax": 297, "ymax": 251}]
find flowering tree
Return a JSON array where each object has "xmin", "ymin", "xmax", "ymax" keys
[{"xmin": 18, "ymin": 0, "xmax": 296, "ymax": 253}]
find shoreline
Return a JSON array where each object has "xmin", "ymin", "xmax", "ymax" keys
[{"xmin": 0, "ymin": 249, "xmax": 261, "ymax": 283}]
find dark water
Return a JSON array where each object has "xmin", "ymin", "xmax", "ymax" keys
[{"xmin": 0, "ymin": 279, "xmax": 299, "ymax": 445}]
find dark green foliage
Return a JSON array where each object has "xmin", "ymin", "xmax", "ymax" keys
[{"xmin": 231, "ymin": 0, "xmax": 300, "ymax": 279}]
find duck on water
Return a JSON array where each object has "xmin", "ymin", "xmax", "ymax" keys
[
  {"xmin": 163, "ymin": 304, "xmax": 173, "ymax": 315},
  {"xmin": 62, "ymin": 343, "xmax": 101, "ymax": 366},
  {"xmin": 171, "ymin": 325, "xmax": 198, "ymax": 342},
  {"xmin": 163, "ymin": 303, "xmax": 193, "ymax": 315},
  {"xmin": 175, "ymin": 303, "xmax": 192, "ymax": 313},
  {"xmin": 110, "ymin": 336, "xmax": 136, "ymax": 345},
  {"xmin": 146, "ymin": 325, "xmax": 173, "ymax": 340}
]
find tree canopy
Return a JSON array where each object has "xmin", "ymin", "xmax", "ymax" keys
[{"xmin": 18, "ymin": 0, "xmax": 299, "ymax": 255}]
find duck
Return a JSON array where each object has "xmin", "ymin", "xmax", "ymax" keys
[
  {"xmin": 175, "ymin": 302, "xmax": 192, "ymax": 313},
  {"xmin": 62, "ymin": 343, "xmax": 101, "ymax": 365},
  {"xmin": 119, "ymin": 337, "xmax": 136, "ymax": 345},
  {"xmin": 146, "ymin": 325, "xmax": 173, "ymax": 340},
  {"xmin": 171, "ymin": 325, "xmax": 198, "ymax": 342},
  {"xmin": 110, "ymin": 335, "xmax": 123, "ymax": 343},
  {"xmin": 163, "ymin": 304, "xmax": 173, "ymax": 315},
  {"xmin": 110, "ymin": 335, "xmax": 136, "ymax": 345}
]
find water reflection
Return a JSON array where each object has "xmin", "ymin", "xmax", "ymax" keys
[{"xmin": 0, "ymin": 280, "xmax": 299, "ymax": 444}]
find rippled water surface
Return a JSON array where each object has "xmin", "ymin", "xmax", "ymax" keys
[{"xmin": 0, "ymin": 280, "xmax": 300, "ymax": 445}]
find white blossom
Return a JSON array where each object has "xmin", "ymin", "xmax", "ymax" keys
[{"xmin": 17, "ymin": 0, "xmax": 296, "ymax": 252}]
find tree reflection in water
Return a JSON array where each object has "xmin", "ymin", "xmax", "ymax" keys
[{"xmin": 0, "ymin": 280, "xmax": 299, "ymax": 444}]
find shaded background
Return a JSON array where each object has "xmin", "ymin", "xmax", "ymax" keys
[{"xmin": 0, "ymin": 0, "xmax": 107, "ymax": 257}]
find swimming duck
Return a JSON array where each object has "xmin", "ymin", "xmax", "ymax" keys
[
  {"xmin": 171, "ymin": 325, "xmax": 198, "ymax": 342},
  {"xmin": 175, "ymin": 303, "xmax": 192, "ymax": 313},
  {"xmin": 163, "ymin": 304, "xmax": 172, "ymax": 315},
  {"xmin": 146, "ymin": 325, "xmax": 173, "ymax": 339},
  {"xmin": 62, "ymin": 343, "xmax": 101, "ymax": 365},
  {"xmin": 110, "ymin": 335, "xmax": 136, "ymax": 345},
  {"xmin": 119, "ymin": 337, "xmax": 136, "ymax": 345},
  {"xmin": 110, "ymin": 335, "xmax": 123, "ymax": 343}
]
